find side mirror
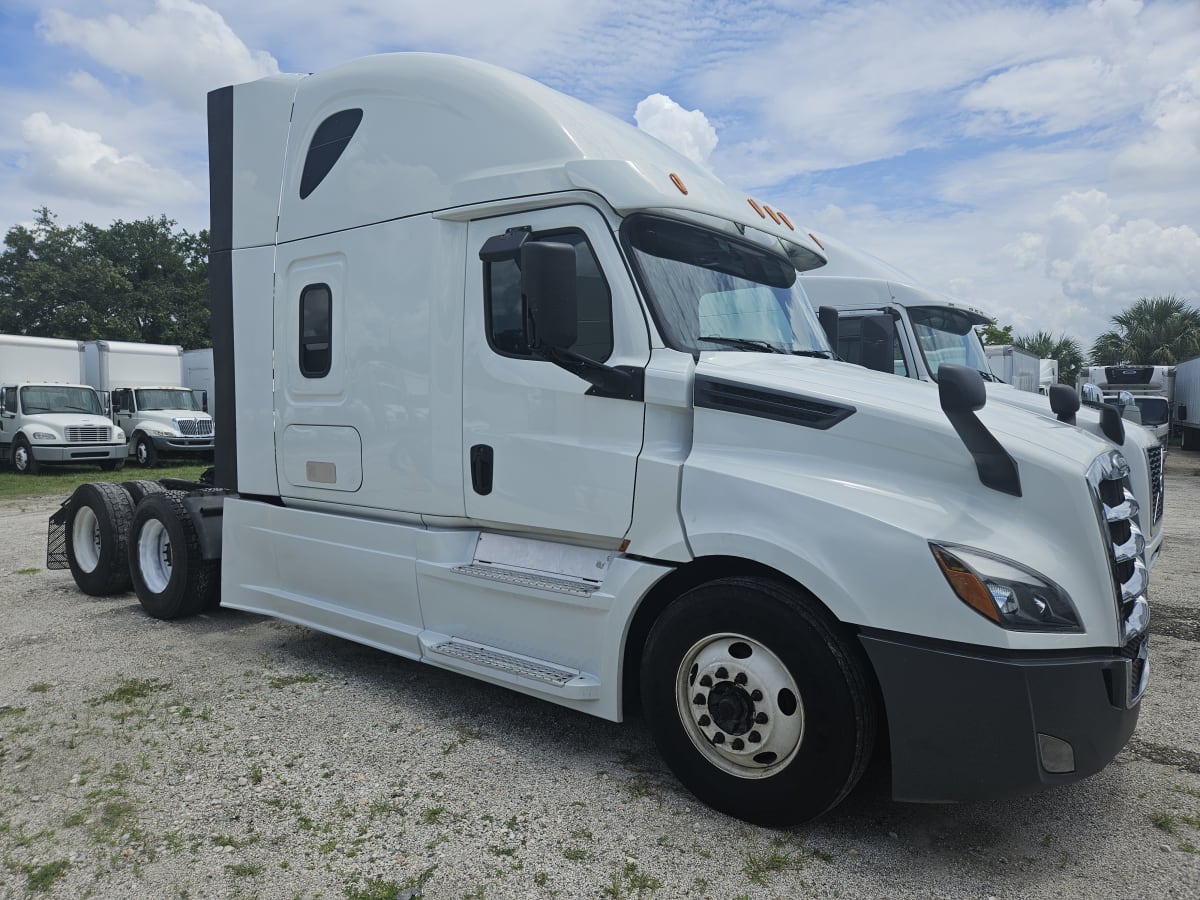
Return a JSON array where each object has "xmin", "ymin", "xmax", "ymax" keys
[
  {"xmin": 859, "ymin": 314, "xmax": 895, "ymax": 374},
  {"xmin": 1080, "ymin": 383, "xmax": 1104, "ymax": 406},
  {"xmin": 99, "ymin": 391, "xmax": 111, "ymax": 416},
  {"xmin": 194, "ymin": 389, "xmax": 209, "ymax": 412},
  {"xmin": 1049, "ymin": 384, "xmax": 1079, "ymax": 425},
  {"xmin": 818, "ymin": 306, "xmax": 839, "ymax": 349},
  {"xmin": 938, "ymin": 364, "xmax": 1021, "ymax": 496},
  {"xmin": 522, "ymin": 241, "xmax": 578, "ymax": 352}
]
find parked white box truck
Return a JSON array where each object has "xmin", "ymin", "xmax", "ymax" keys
[
  {"xmin": 798, "ymin": 235, "xmax": 1166, "ymax": 568},
  {"xmin": 1077, "ymin": 365, "xmax": 1173, "ymax": 447},
  {"xmin": 49, "ymin": 54, "xmax": 1149, "ymax": 825},
  {"xmin": 0, "ymin": 334, "xmax": 128, "ymax": 474},
  {"xmin": 984, "ymin": 345, "xmax": 1040, "ymax": 393},
  {"xmin": 1174, "ymin": 356, "xmax": 1200, "ymax": 450},
  {"xmin": 83, "ymin": 340, "xmax": 215, "ymax": 467},
  {"xmin": 182, "ymin": 347, "xmax": 215, "ymax": 417},
  {"xmin": 1039, "ymin": 359, "xmax": 1059, "ymax": 395}
]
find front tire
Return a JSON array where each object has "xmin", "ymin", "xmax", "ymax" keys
[
  {"xmin": 128, "ymin": 491, "xmax": 219, "ymax": 619},
  {"xmin": 65, "ymin": 482, "xmax": 134, "ymax": 595},
  {"xmin": 99, "ymin": 459, "xmax": 125, "ymax": 472},
  {"xmin": 134, "ymin": 434, "xmax": 158, "ymax": 468},
  {"xmin": 12, "ymin": 436, "xmax": 39, "ymax": 474},
  {"xmin": 640, "ymin": 577, "xmax": 876, "ymax": 826}
]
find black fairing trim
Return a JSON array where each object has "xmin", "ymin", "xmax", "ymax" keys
[
  {"xmin": 694, "ymin": 376, "xmax": 855, "ymax": 430},
  {"xmin": 938, "ymin": 364, "xmax": 1021, "ymax": 497},
  {"xmin": 207, "ymin": 85, "xmax": 237, "ymax": 493}
]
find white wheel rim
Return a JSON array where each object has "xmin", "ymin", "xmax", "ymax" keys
[
  {"xmin": 15, "ymin": 445, "xmax": 29, "ymax": 470},
  {"xmin": 71, "ymin": 506, "xmax": 101, "ymax": 573},
  {"xmin": 675, "ymin": 633, "xmax": 805, "ymax": 779},
  {"xmin": 137, "ymin": 441, "xmax": 148, "ymax": 464},
  {"xmin": 137, "ymin": 519, "xmax": 172, "ymax": 594}
]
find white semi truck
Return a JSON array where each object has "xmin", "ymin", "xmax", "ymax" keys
[
  {"xmin": 797, "ymin": 235, "xmax": 1166, "ymax": 569},
  {"xmin": 84, "ymin": 340, "xmax": 215, "ymax": 467},
  {"xmin": 0, "ymin": 334, "xmax": 127, "ymax": 474},
  {"xmin": 1176, "ymin": 356, "xmax": 1200, "ymax": 450},
  {"xmin": 1077, "ymin": 365, "xmax": 1173, "ymax": 447},
  {"xmin": 49, "ymin": 54, "xmax": 1149, "ymax": 826}
]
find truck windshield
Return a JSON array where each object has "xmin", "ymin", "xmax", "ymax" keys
[
  {"xmin": 134, "ymin": 389, "xmax": 201, "ymax": 411},
  {"xmin": 1132, "ymin": 397, "xmax": 1170, "ymax": 427},
  {"xmin": 907, "ymin": 306, "xmax": 993, "ymax": 379},
  {"xmin": 20, "ymin": 386, "xmax": 103, "ymax": 415},
  {"xmin": 623, "ymin": 214, "xmax": 831, "ymax": 357}
]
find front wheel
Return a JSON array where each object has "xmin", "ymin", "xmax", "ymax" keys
[
  {"xmin": 128, "ymin": 491, "xmax": 219, "ymax": 619},
  {"xmin": 134, "ymin": 435, "xmax": 158, "ymax": 468},
  {"xmin": 12, "ymin": 436, "xmax": 39, "ymax": 474},
  {"xmin": 640, "ymin": 577, "xmax": 876, "ymax": 826}
]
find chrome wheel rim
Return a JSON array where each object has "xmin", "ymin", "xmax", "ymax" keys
[
  {"xmin": 71, "ymin": 506, "xmax": 101, "ymax": 573},
  {"xmin": 674, "ymin": 633, "xmax": 805, "ymax": 779},
  {"xmin": 137, "ymin": 519, "xmax": 172, "ymax": 594}
]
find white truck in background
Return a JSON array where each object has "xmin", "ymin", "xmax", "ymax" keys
[
  {"xmin": 50, "ymin": 53, "xmax": 1149, "ymax": 826},
  {"xmin": 83, "ymin": 341, "xmax": 215, "ymax": 468},
  {"xmin": 1077, "ymin": 365, "xmax": 1173, "ymax": 448},
  {"xmin": 0, "ymin": 334, "xmax": 127, "ymax": 474},
  {"xmin": 182, "ymin": 347, "xmax": 215, "ymax": 417},
  {"xmin": 798, "ymin": 235, "xmax": 1166, "ymax": 568},
  {"xmin": 984, "ymin": 344, "xmax": 1040, "ymax": 392},
  {"xmin": 1175, "ymin": 356, "xmax": 1200, "ymax": 450},
  {"xmin": 1039, "ymin": 359, "xmax": 1059, "ymax": 395}
]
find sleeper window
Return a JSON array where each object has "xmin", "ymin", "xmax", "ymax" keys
[
  {"xmin": 484, "ymin": 231, "xmax": 614, "ymax": 361},
  {"xmin": 300, "ymin": 284, "xmax": 332, "ymax": 378}
]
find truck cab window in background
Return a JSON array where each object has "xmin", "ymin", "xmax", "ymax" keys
[
  {"xmin": 135, "ymin": 389, "xmax": 201, "ymax": 411},
  {"xmin": 908, "ymin": 306, "xmax": 992, "ymax": 379},
  {"xmin": 300, "ymin": 284, "xmax": 332, "ymax": 378},
  {"xmin": 622, "ymin": 214, "xmax": 829, "ymax": 357},
  {"xmin": 19, "ymin": 386, "xmax": 102, "ymax": 415},
  {"xmin": 838, "ymin": 315, "xmax": 909, "ymax": 377},
  {"xmin": 484, "ymin": 230, "xmax": 614, "ymax": 361}
]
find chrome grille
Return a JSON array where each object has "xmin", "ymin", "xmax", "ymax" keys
[
  {"xmin": 1146, "ymin": 445, "xmax": 1164, "ymax": 525},
  {"xmin": 174, "ymin": 418, "xmax": 213, "ymax": 436},
  {"xmin": 65, "ymin": 426, "xmax": 111, "ymax": 443},
  {"xmin": 1087, "ymin": 450, "xmax": 1150, "ymax": 706}
]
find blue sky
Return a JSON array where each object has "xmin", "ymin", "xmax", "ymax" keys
[{"xmin": 1, "ymin": 0, "xmax": 1197, "ymax": 347}]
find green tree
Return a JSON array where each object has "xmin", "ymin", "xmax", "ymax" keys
[
  {"xmin": 1090, "ymin": 295, "xmax": 1200, "ymax": 365},
  {"xmin": 0, "ymin": 208, "xmax": 211, "ymax": 347},
  {"xmin": 975, "ymin": 321, "xmax": 1013, "ymax": 345},
  {"xmin": 1013, "ymin": 330, "xmax": 1085, "ymax": 386}
]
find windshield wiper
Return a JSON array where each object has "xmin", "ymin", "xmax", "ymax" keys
[
  {"xmin": 790, "ymin": 349, "xmax": 838, "ymax": 360},
  {"xmin": 699, "ymin": 336, "xmax": 782, "ymax": 353},
  {"xmin": 977, "ymin": 369, "xmax": 1000, "ymax": 382}
]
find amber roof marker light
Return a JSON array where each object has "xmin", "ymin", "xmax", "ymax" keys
[
  {"xmin": 808, "ymin": 232, "xmax": 825, "ymax": 250},
  {"xmin": 669, "ymin": 173, "xmax": 688, "ymax": 195},
  {"xmin": 747, "ymin": 198, "xmax": 766, "ymax": 218}
]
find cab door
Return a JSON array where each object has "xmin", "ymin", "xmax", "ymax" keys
[{"xmin": 462, "ymin": 205, "xmax": 649, "ymax": 541}]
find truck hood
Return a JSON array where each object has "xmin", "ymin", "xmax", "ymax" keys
[
  {"xmin": 695, "ymin": 352, "xmax": 1109, "ymax": 470},
  {"xmin": 23, "ymin": 412, "xmax": 115, "ymax": 430},
  {"xmin": 986, "ymin": 381, "xmax": 1158, "ymax": 452}
]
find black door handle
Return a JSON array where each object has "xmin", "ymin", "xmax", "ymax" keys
[{"xmin": 470, "ymin": 444, "xmax": 493, "ymax": 495}]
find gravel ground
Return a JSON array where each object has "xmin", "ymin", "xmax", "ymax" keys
[{"xmin": 1, "ymin": 455, "xmax": 1199, "ymax": 899}]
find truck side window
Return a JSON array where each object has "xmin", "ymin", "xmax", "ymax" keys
[
  {"xmin": 299, "ymin": 284, "xmax": 333, "ymax": 378},
  {"xmin": 2, "ymin": 386, "xmax": 14, "ymax": 413},
  {"xmin": 299, "ymin": 109, "xmax": 364, "ymax": 199},
  {"xmin": 484, "ymin": 231, "xmax": 613, "ymax": 362}
]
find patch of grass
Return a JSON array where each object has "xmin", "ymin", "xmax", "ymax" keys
[
  {"xmin": 602, "ymin": 861, "xmax": 662, "ymax": 898},
  {"xmin": 249, "ymin": 764, "xmax": 264, "ymax": 785},
  {"xmin": 226, "ymin": 862, "xmax": 263, "ymax": 877},
  {"xmin": 25, "ymin": 859, "xmax": 70, "ymax": 892},
  {"xmin": 421, "ymin": 806, "xmax": 446, "ymax": 825},
  {"xmin": 212, "ymin": 833, "xmax": 259, "ymax": 850},
  {"xmin": 1151, "ymin": 812, "xmax": 1178, "ymax": 834},
  {"xmin": 442, "ymin": 724, "xmax": 485, "ymax": 755},
  {"xmin": 743, "ymin": 849, "xmax": 804, "ymax": 886},
  {"xmin": 90, "ymin": 677, "xmax": 170, "ymax": 706},
  {"xmin": 534, "ymin": 872, "xmax": 548, "ymax": 886},
  {"xmin": 0, "ymin": 705, "xmax": 27, "ymax": 717},
  {"xmin": 15, "ymin": 567, "xmax": 38, "ymax": 575},
  {"xmin": 0, "ymin": 462, "xmax": 210, "ymax": 501},
  {"xmin": 622, "ymin": 775, "xmax": 662, "ymax": 802},
  {"xmin": 344, "ymin": 865, "xmax": 435, "ymax": 899},
  {"xmin": 268, "ymin": 673, "xmax": 320, "ymax": 689},
  {"xmin": 562, "ymin": 847, "xmax": 589, "ymax": 861},
  {"xmin": 27, "ymin": 682, "xmax": 53, "ymax": 693}
]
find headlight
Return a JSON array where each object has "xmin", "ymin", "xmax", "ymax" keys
[
  {"xmin": 114, "ymin": 428, "xmax": 126, "ymax": 441},
  {"xmin": 931, "ymin": 543, "xmax": 1082, "ymax": 632},
  {"xmin": 31, "ymin": 431, "xmax": 57, "ymax": 441},
  {"xmin": 146, "ymin": 426, "xmax": 175, "ymax": 437}
]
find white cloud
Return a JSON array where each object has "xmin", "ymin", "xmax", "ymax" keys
[
  {"xmin": 20, "ymin": 112, "xmax": 198, "ymax": 207},
  {"xmin": 39, "ymin": 0, "xmax": 278, "ymax": 110},
  {"xmin": 634, "ymin": 93, "xmax": 718, "ymax": 168},
  {"xmin": 1112, "ymin": 60, "xmax": 1200, "ymax": 186}
]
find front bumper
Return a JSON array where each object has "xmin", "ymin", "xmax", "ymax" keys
[
  {"xmin": 861, "ymin": 628, "xmax": 1144, "ymax": 803},
  {"xmin": 34, "ymin": 443, "xmax": 127, "ymax": 463},
  {"xmin": 151, "ymin": 436, "xmax": 215, "ymax": 453}
]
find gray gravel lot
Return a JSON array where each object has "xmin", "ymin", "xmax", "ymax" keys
[{"xmin": 1, "ymin": 456, "xmax": 1199, "ymax": 899}]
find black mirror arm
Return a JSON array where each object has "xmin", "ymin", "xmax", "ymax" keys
[{"xmin": 535, "ymin": 346, "xmax": 644, "ymax": 401}]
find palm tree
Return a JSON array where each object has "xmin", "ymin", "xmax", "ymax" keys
[
  {"xmin": 1014, "ymin": 331, "xmax": 1085, "ymax": 385},
  {"xmin": 1090, "ymin": 295, "xmax": 1200, "ymax": 365}
]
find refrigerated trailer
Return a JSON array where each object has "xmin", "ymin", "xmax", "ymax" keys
[
  {"xmin": 1077, "ymin": 365, "xmax": 1173, "ymax": 447},
  {"xmin": 1176, "ymin": 356, "xmax": 1200, "ymax": 450},
  {"xmin": 0, "ymin": 334, "xmax": 127, "ymax": 473},
  {"xmin": 49, "ymin": 53, "xmax": 1149, "ymax": 826}
]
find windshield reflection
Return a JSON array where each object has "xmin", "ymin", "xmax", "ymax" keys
[{"xmin": 908, "ymin": 306, "xmax": 992, "ymax": 378}]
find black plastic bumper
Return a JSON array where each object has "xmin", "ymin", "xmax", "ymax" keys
[{"xmin": 860, "ymin": 628, "xmax": 1142, "ymax": 803}]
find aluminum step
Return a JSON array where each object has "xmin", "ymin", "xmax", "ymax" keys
[
  {"xmin": 423, "ymin": 635, "xmax": 600, "ymax": 699},
  {"xmin": 452, "ymin": 563, "xmax": 597, "ymax": 596}
]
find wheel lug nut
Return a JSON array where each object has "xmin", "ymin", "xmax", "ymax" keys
[
  {"xmin": 748, "ymin": 731, "xmax": 761, "ymax": 743},
  {"xmin": 699, "ymin": 675, "xmax": 713, "ymax": 688},
  {"xmin": 693, "ymin": 693, "xmax": 705, "ymax": 705},
  {"xmin": 715, "ymin": 667, "xmax": 728, "ymax": 680},
  {"xmin": 698, "ymin": 715, "xmax": 711, "ymax": 727},
  {"xmin": 734, "ymin": 672, "xmax": 747, "ymax": 685},
  {"xmin": 750, "ymin": 689, "xmax": 763, "ymax": 702},
  {"xmin": 731, "ymin": 738, "xmax": 744, "ymax": 750},
  {"xmin": 755, "ymin": 712, "xmax": 768, "ymax": 724},
  {"xmin": 713, "ymin": 733, "xmax": 725, "ymax": 744}
]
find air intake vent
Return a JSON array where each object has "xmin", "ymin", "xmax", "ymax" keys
[
  {"xmin": 1146, "ymin": 445, "xmax": 1164, "ymax": 526},
  {"xmin": 175, "ymin": 418, "xmax": 214, "ymax": 436},
  {"xmin": 65, "ymin": 426, "xmax": 112, "ymax": 443}
]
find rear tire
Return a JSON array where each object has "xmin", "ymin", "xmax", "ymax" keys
[
  {"xmin": 120, "ymin": 479, "xmax": 167, "ymax": 506},
  {"xmin": 12, "ymin": 436, "xmax": 39, "ymax": 475},
  {"xmin": 128, "ymin": 490, "xmax": 219, "ymax": 619},
  {"xmin": 640, "ymin": 577, "xmax": 876, "ymax": 826},
  {"xmin": 65, "ymin": 482, "xmax": 134, "ymax": 595},
  {"xmin": 134, "ymin": 434, "xmax": 158, "ymax": 468}
]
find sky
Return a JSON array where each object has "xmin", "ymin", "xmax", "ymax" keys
[{"xmin": 0, "ymin": 0, "xmax": 1197, "ymax": 348}]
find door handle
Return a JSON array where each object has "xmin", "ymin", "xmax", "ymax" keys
[{"xmin": 470, "ymin": 444, "xmax": 493, "ymax": 495}]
